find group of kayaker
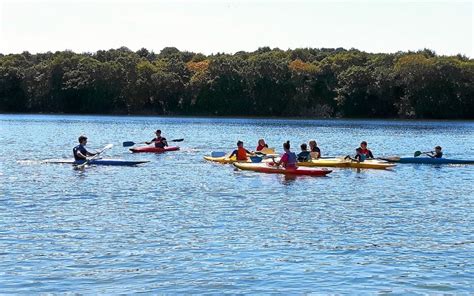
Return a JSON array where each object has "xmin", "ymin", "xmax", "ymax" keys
[
  {"xmin": 297, "ymin": 140, "xmax": 321, "ymax": 162},
  {"xmin": 225, "ymin": 138, "xmax": 445, "ymax": 169},
  {"xmin": 73, "ymin": 130, "xmax": 444, "ymax": 166}
]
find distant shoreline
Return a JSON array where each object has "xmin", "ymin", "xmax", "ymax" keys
[
  {"xmin": 1, "ymin": 112, "xmax": 473, "ymax": 122},
  {"xmin": 1, "ymin": 47, "xmax": 472, "ymax": 119}
]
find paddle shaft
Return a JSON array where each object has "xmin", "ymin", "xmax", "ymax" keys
[
  {"xmin": 75, "ymin": 144, "xmax": 113, "ymax": 169},
  {"xmin": 123, "ymin": 138, "xmax": 184, "ymax": 147}
]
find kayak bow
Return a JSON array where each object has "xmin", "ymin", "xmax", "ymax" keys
[
  {"xmin": 298, "ymin": 158, "xmax": 396, "ymax": 169},
  {"xmin": 381, "ymin": 157, "xmax": 474, "ymax": 165}
]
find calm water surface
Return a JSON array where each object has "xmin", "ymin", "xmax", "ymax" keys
[{"xmin": 1, "ymin": 114, "xmax": 473, "ymax": 294}]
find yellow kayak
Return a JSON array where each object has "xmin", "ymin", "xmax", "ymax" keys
[
  {"xmin": 204, "ymin": 155, "xmax": 243, "ymax": 164},
  {"xmin": 204, "ymin": 155, "xmax": 278, "ymax": 164},
  {"xmin": 298, "ymin": 158, "xmax": 396, "ymax": 170}
]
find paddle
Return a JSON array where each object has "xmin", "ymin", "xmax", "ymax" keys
[
  {"xmin": 211, "ymin": 151, "xmax": 227, "ymax": 158},
  {"xmin": 122, "ymin": 138, "xmax": 184, "ymax": 147},
  {"xmin": 255, "ymin": 148, "xmax": 279, "ymax": 158},
  {"xmin": 414, "ymin": 150, "xmax": 432, "ymax": 157},
  {"xmin": 376, "ymin": 156, "xmax": 400, "ymax": 162},
  {"xmin": 74, "ymin": 144, "xmax": 113, "ymax": 169}
]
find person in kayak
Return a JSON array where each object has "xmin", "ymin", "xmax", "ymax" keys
[
  {"xmin": 309, "ymin": 140, "xmax": 321, "ymax": 159},
  {"xmin": 427, "ymin": 146, "xmax": 443, "ymax": 158},
  {"xmin": 256, "ymin": 139, "xmax": 268, "ymax": 151},
  {"xmin": 273, "ymin": 141, "xmax": 297, "ymax": 169},
  {"xmin": 297, "ymin": 143, "xmax": 311, "ymax": 162},
  {"xmin": 229, "ymin": 140, "xmax": 253, "ymax": 161},
  {"xmin": 354, "ymin": 141, "xmax": 374, "ymax": 161},
  {"xmin": 73, "ymin": 135, "xmax": 97, "ymax": 161},
  {"xmin": 146, "ymin": 130, "xmax": 168, "ymax": 148}
]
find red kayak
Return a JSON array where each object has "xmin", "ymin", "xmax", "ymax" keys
[
  {"xmin": 233, "ymin": 162, "xmax": 332, "ymax": 176},
  {"xmin": 130, "ymin": 146, "xmax": 180, "ymax": 153}
]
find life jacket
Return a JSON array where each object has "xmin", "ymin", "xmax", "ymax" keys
[
  {"xmin": 256, "ymin": 144, "xmax": 267, "ymax": 151},
  {"xmin": 237, "ymin": 147, "xmax": 248, "ymax": 160},
  {"xmin": 153, "ymin": 136, "xmax": 166, "ymax": 148},
  {"xmin": 356, "ymin": 148, "xmax": 372, "ymax": 161},
  {"xmin": 282, "ymin": 152, "xmax": 297, "ymax": 168},
  {"xmin": 73, "ymin": 144, "xmax": 87, "ymax": 161},
  {"xmin": 357, "ymin": 148, "xmax": 372, "ymax": 157}
]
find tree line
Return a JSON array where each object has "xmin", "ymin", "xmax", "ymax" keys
[{"xmin": 0, "ymin": 47, "xmax": 472, "ymax": 118}]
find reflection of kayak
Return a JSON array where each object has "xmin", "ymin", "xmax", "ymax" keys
[
  {"xmin": 381, "ymin": 157, "xmax": 474, "ymax": 165},
  {"xmin": 233, "ymin": 162, "xmax": 332, "ymax": 176},
  {"xmin": 130, "ymin": 146, "xmax": 180, "ymax": 153},
  {"xmin": 204, "ymin": 156, "xmax": 277, "ymax": 164},
  {"xmin": 44, "ymin": 159, "xmax": 150, "ymax": 166},
  {"xmin": 298, "ymin": 158, "xmax": 395, "ymax": 169}
]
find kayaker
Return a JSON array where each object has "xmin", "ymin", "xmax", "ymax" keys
[
  {"xmin": 256, "ymin": 139, "xmax": 268, "ymax": 151},
  {"xmin": 309, "ymin": 140, "xmax": 321, "ymax": 159},
  {"xmin": 427, "ymin": 146, "xmax": 443, "ymax": 158},
  {"xmin": 273, "ymin": 141, "xmax": 297, "ymax": 169},
  {"xmin": 73, "ymin": 135, "xmax": 97, "ymax": 161},
  {"xmin": 355, "ymin": 141, "xmax": 374, "ymax": 161},
  {"xmin": 229, "ymin": 140, "xmax": 253, "ymax": 161},
  {"xmin": 146, "ymin": 130, "xmax": 168, "ymax": 148},
  {"xmin": 297, "ymin": 143, "xmax": 311, "ymax": 162}
]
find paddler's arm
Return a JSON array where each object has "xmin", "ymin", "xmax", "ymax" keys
[
  {"xmin": 245, "ymin": 149, "xmax": 255, "ymax": 155},
  {"xmin": 86, "ymin": 150, "xmax": 97, "ymax": 157},
  {"xmin": 76, "ymin": 151, "xmax": 88, "ymax": 159}
]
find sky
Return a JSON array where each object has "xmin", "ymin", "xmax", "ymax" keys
[{"xmin": 0, "ymin": 0, "xmax": 472, "ymax": 56}]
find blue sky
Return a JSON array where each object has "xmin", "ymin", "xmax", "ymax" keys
[{"xmin": 1, "ymin": 0, "xmax": 472, "ymax": 56}]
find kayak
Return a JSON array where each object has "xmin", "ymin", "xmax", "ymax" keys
[
  {"xmin": 233, "ymin": 162, "xmax": 332, "ymax": 176},
  {"xmin": 381, "ymin": 157, "xmax": 474, "ymax": 165},
  {"xmin": 44, "ymin": 159, "xmax": 149, "ymax": 166},
  {"xmin": 130, "ymin": 146, "xmax": 180, "ymax": 153},
  {"xmin": 204, "ymin": 155, "xmax": 244, "ymax": 164},
  {"xmin": 204, "ymin": 155, "xmax": 277, "ymax": 164},
  {"xmin": 298, "ymin": 158, "xmax": 396, "ymax": 169}
]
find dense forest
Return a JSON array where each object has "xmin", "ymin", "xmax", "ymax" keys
[{"xmin": 0, "ymin": 47, "xmax": 472, "ymax": 118}]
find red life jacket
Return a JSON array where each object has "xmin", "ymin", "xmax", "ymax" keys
[{"xmin": 237, "ymin": 147, "xmax": 248, "ymax": 160}]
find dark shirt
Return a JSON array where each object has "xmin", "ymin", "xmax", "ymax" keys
[
  {"xmin": 297, "ymin": 151, "xmax": 311, "ymax": 162},
  {"xmin": 355, "ymin": 148, "xmax": 374, "ymax": 160},
  {"xmin": 151, "ymin": 137, "xmax": 167, "ymax": 148},
  {"xmin": 311, "ymin": 146, "xmax": 321, "ymax": 157},
  {"xmin": 430, "ymin": 151, "xmax": 443, "ymax": 158},
  {"xmin": 73, "ymin": 144, "xmax": 89, "ymax": 161}
]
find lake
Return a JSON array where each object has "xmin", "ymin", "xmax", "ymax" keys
[{"xmin": 1, "ymin": 114, "xmax": 473, "ymax": 293}]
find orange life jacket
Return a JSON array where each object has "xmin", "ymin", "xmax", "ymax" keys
[{"xmin": 237, "ymin": 147, "xmax": 248, "ymax": 160}]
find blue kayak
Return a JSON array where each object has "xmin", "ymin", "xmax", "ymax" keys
[
  {"xmin": 45, "ymin": 159, "xmax": 149, "ymax": 166},
  {"xmin": 382, "ymin": 157, "xmax": 474, "ymax": 165}
]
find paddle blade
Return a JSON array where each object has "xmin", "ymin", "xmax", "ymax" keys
[
  {"xmin": 414, "ymin": 151, "xmax": 422, "ymax": 157},
  {"xmin": 171, "ymin": 138, "xmax": 184, "ymax": 142},
  {"xmin": 123, "ymin": 141, "xmax": 135, "ymax": 147},
  {"xmin": 211, "ymin": 151, "xmax": 226, "ymax": 158},
  {"xmin": 261, "ymin": 147, "xmax": 275, "ymax": 154}
]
